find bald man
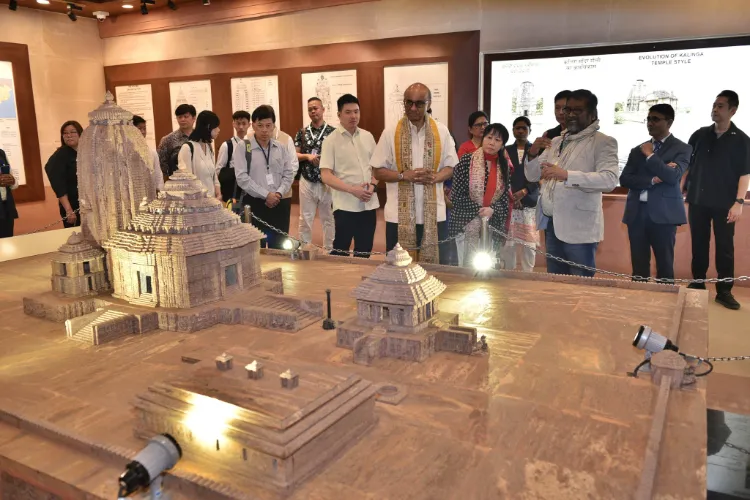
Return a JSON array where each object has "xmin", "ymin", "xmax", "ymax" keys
[{"xmin": 371, "ymin": 83, "xmax": 458, "ymax": 264}]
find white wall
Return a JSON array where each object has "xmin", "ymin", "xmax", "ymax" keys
[
  {"xmin": 103, "ymin": 0, "xmax": 750, "ymax": 66},
  {"xmin": 0, "ymin": 7, "xmax": 105, "ymax": 185}
]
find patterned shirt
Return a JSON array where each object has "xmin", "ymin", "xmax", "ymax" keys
[
  {"xmin": 294, "ymin": 123, "xmax": 336, "ymax": 183},
  {"xmin": 156, "ymin": 129, "xmax": 190, "ymax": 177}
]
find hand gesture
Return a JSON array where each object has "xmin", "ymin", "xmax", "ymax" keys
[
  {"xmin": 512, "ymin": 189, "xmax": 526, "ymax": 202},
  {"xmin": 416, "ymin": 169, "xmax": 436, "ymax": 185},
  {"xmin": 540, "ymin": 162, "xmax": 568, "ymax": 182},
  {"xmin": 0, "ymin": 173, "xmax": 14, "ymax": 187},
  {"xmin": 529, "ymin": 132, "xmax": 551, "ymax": 157},
  {"xmin": 478, "ymin": 206, "xmax": 494, "ymax": 218},
  {"xmin": 666, "ymin": 162, "xmax": 677, "ymax": 169},
  {"xmin": 652, "ymin": 177, "xmax": 663, "ymax": 185},
  {"xmin": 66, "ymin": 211, "xmax": 77, "ymax": 225},
  {"xmin": 728, "ymin": 203, "xmax": 743, "ymax": 223},
  {"xmin": 265, "ymin": 192, "xmax": 281, "ymax": 208},
  {"xmin": 350, "ymin": 184, "xmax": 373, "ymax": 202},
  {"xmin": 640, "ymin": 142, "xmax": 654, "ymax": 157}
]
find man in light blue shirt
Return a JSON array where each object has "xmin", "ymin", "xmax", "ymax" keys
[{"xmin": 232, "ymin": 105, "xmax": 295, "ymax": 249}]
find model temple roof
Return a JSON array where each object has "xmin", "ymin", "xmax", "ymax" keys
[
  {"xmin": 351, "ymin": 243, "xmax": 446, "ymax": 306},
  {"xmin": 103, "ymin": 172, "xmax": 264, "ymax": 256},
  {"xmin": 53, "ymin": 232, "xmax": 106, "ymax": 262}
]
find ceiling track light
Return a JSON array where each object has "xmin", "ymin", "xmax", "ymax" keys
[
  {"xmin": 140, "ymin": 2, "xmax": 148, "ymax": 14},
  {"xmin": 167, "ymin": 0, "xmax": 176, "ymax": 9},
  {"xmin": 8, "ymin": 0, "xmax": 18, "ymax": 10},
  {"xmin": 203, "ymin": 0, "xmax": 210, "ymax": 5},
  {"xmin": 66, "ymin": 3, "xmax": 77, "ymax": 20}
]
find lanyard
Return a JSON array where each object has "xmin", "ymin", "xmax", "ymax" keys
[
  {"xmin": 258, "ymin": 142, "xmax": 271, "ymax": 170},
  {"xmin": 307, "ymin": 122, "xmax": 327, "ymax": 145}
]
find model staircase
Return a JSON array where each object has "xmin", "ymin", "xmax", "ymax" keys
[
  {"xmin": 243, "ymin": 295, "xmax": 321, "ymax": 330},
  {"xmin": 66, "ymin": 308, "xmax": 137, "ymax": 345}
]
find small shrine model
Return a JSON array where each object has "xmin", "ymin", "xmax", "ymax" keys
[
  {"xmin": 336, "ymin": 244, "xmax": 478, "ymax": 364},
  {"xmin": 50, "ymin": 232, "xmax": 109, "ymax": 297}
]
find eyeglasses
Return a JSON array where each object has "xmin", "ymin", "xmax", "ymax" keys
[
  {"xmin": 472, "ymin": 121, "xmax": 489, "ymax": 129},
  {"xmin": 562, "ymin": 107, "xmax": 586, "ymax": 116},
  {"xmin": 404, "ymin": 100, "xmax": 428, "ymax": 109}
]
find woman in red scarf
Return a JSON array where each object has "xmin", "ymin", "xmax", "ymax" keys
[{"xmin": 449, "ymin": 123, "xmax": 513, "ymax": 268}]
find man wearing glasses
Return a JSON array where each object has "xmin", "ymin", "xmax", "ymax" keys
[
  {"xmin": 371, "ymin": 82, "xmax": 458, "ymax": 264},
  {"xmin": 525, "ymin": 89, "xmax": 619, "ymax": 277},
  {"xmin": 620, "ymin": 104, "xmax": 691, "ymax": 284}
]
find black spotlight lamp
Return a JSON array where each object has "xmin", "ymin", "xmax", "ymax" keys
[
  {"xmin": 9, "ymin": 0, "xmax": 18, "ymax": 10},
  {"xmin": 167, "ymin": 0, "xmax": 177, "ymax": 9},
  {"xmin": 66, "ymin": 4, "xmax": 77, "ymax": 20}
]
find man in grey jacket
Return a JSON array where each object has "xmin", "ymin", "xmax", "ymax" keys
[{"xmin": 525, "ymin": 89, "xmax": 619, "ymax": 277}]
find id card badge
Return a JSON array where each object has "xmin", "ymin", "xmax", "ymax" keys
[
  {"xmin": 266, "ymin": 173, "xmax": 275, "ymax": 186},
  {"xmin": 311, "ymin": 148, "xmax": 319, "ymax": 156}
]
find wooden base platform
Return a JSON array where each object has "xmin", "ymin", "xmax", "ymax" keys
[{"xmin": 0, "ymin": 252, "xmax": 709, "ymax": 499}]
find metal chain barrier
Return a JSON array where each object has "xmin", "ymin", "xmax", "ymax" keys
[{"xmin": 16, "ymin": 208, "xmax": 81, "ymax": 236}]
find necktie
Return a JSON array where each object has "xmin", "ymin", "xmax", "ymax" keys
[{"xmin": 653, "ymin": 140, "xmax": 662, "ymax": 153}]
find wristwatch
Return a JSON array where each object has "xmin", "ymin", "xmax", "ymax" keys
[
  {"xmin": 397, "ymin": 172, "xmax": 404, "ymax": 181},
  {"xmin": 736, "ymin": 198, "xmax": 745, "ymax": 205}
]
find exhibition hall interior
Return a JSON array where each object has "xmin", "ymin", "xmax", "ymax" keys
[{"xmin": 1, "ymin": 0, "xmax": 750, "ymax": 498}]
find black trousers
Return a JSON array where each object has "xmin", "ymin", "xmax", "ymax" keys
[
  {"xmin": 0, "ymin": 218, "xmax": 14, "ymax": 238},
  {"xmin": 332, "ymin": 209, "xmax": 376, "ymax": 258},
  {"xmin": 246, "ymin": 197, "xmax": 291, "ymax": 249},
  {"xmin": 385, "ymin": 221, "xmax": 450, "ymax": 265},
  {"xmin": 627, "ymin": 203, "xmax": 677, "ymax": 283},
  {"xmin": 689, "ymin": 203, "xmax": 735, "ymax": 293}
]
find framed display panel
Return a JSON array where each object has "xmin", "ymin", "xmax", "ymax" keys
[
  {"xmin": 483, "ymin": 36, "xmax": 750, "ymax": 195},
  {"xmin": 0, "ymin": 42, "xmax": 43, "ymax": 203}
]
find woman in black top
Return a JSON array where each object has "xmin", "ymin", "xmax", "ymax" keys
[
  {"xmin": 45, "ymin": 121, "xmax": 82, "ymax": 227},
  {"xmin": 0, "ymin": 148, "xmax": 18, "ymax": 238}
]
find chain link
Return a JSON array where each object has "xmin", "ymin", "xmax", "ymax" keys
[
  {"xmin": 724, "ymin": 442, "xmax": 750, "ymax": 456},
  {"xmin": 16, "ymin": 208, "xmax": 81, "ymax": 236}
]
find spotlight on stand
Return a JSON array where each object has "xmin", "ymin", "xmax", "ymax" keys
[
  {"xmin": 118, "ymin": 434, "xmax": 182, "ymax": 498},
  {"xmin": 472, "ymin": 216, "xmax": 495, "ymax": 272},
  {"xmin": 8, "ymin": 0, "xmax": 17, "ymax": 11},
  {"xmin": 630, "ymin": 325, "xmax": 679, "ymax": 375}
]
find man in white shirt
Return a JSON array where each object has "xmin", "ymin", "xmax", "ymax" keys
[
  {"xmin": 320, "ymin": 94, "xmax": 379, "ymax": 258},
  {"xmin": 232, "ymin": 105, "xmax": 295, "ymax": 249},
  {"xmin": 215, "ymin": 110, "xmax": 250, "ymax": 203},
  {"xmin": 132, "ymin": 115, "xmax": 165, "ymax": 193},
  {"xmin": 371, "ymin": 82, "xmax": 458, "ymax": 264}
]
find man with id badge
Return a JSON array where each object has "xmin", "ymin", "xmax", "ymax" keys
[
  {"xmin": 295, "ymin": 97, "xmax": 336, "ymax": 249},
  {"xmin": 0, "ymin": 148, "xmax": 18, "ymax": 238},
  {"xmin": 232, "ymin": 105, "xmax": 295, "ymax": 249}
]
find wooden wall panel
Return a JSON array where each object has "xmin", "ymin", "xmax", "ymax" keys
[
  {"xmin": 104, "ymin": 31, "xmax": 481, "ymax": 150},
  {"xmin": 0, "ymin": 42, "xmax": 44, "ymax": 203}
]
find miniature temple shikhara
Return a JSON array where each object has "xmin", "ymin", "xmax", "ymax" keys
[
  {"xmin": 23, "ymin": 93, "xmax": 322, "ymax": 343},
  {"xmin": 336, "ymin": 243, "xmax": 478, "ymax": 364}
]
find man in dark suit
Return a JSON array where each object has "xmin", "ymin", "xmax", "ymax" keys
[
  {"xmin": 0, "ymin": 148, "xmax": 18, "ymax": 238},
  {"xmin": 620, "ymin": 104, "xmax": 692, "ymax": 283},
  {"xmin": 544, "ymin": 90, "xmax": 572, "ymax": 140}
]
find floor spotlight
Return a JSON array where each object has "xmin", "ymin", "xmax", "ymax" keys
[
  {"xmin": 167, "ymin": 0, "xmax": 177, "ymax": 9},
  {"xmin": 66, "ymin": 4, "xmax": 77, "ymax": 20},
  {"xmin": 472, "ymin": 251, "xmax": 494, "ymax": 272},
  {"xmin": 9, "ymin": 0, "xmax": 18, "ymax": 10}
]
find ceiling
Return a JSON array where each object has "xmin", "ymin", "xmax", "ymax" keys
[{"xmin": 2, "ymin": 0, "xmax": 195, "ymax": 18}]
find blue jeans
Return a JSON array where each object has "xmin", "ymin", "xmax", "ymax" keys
[{"xmin": 544, "ymin": 218, "xmax": 598, "ymax": 277}]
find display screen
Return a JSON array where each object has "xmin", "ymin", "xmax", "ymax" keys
[{"xmin": 489, "ymin": 43, "xmax": 750, "ymax": 182}]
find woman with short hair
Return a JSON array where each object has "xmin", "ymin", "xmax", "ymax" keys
[
  {"xmin": 45, "ymin": 120, "xmax": 83, "ymax": 227},
  {"xmin": 449, "ymin": 123, "xmax": 513, "ymax": 267},
  {"xmin": 178, "ymin": 110, "xmax": 222, "ymax": 199}
]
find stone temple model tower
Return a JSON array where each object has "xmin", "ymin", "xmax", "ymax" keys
[{"xmin": 77, "ymin": 91, "xmax": 157, "ymax": 252}]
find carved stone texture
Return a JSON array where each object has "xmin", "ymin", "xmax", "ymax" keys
[
  {"xmin": 132, "ymin": 357, "xmax": 377, "ymax": 492},
  {"xmin": 77, "ymin": 92, "xmax": 156, "ymax": 250},
  {"xmin": 280, "ymin": 369, "xmax": 299, "ymax": 389},
  {"xmin": 50, "ymin": 232, "xmax": 109, "ymax": 298},
  {"xmin": 245, "ymin": 360, "xmax": 264, "ymax": 379},
  {"xmin": 216, "ymin": 352, "xmax": 234, "ymax": 371},
  {"xmin": 103, "ymin": 172, "xmax": 266, "ymax": 309},
  {"xmin": 649, "ymin": 350, "xmax": 687, "ymax": 389}
]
